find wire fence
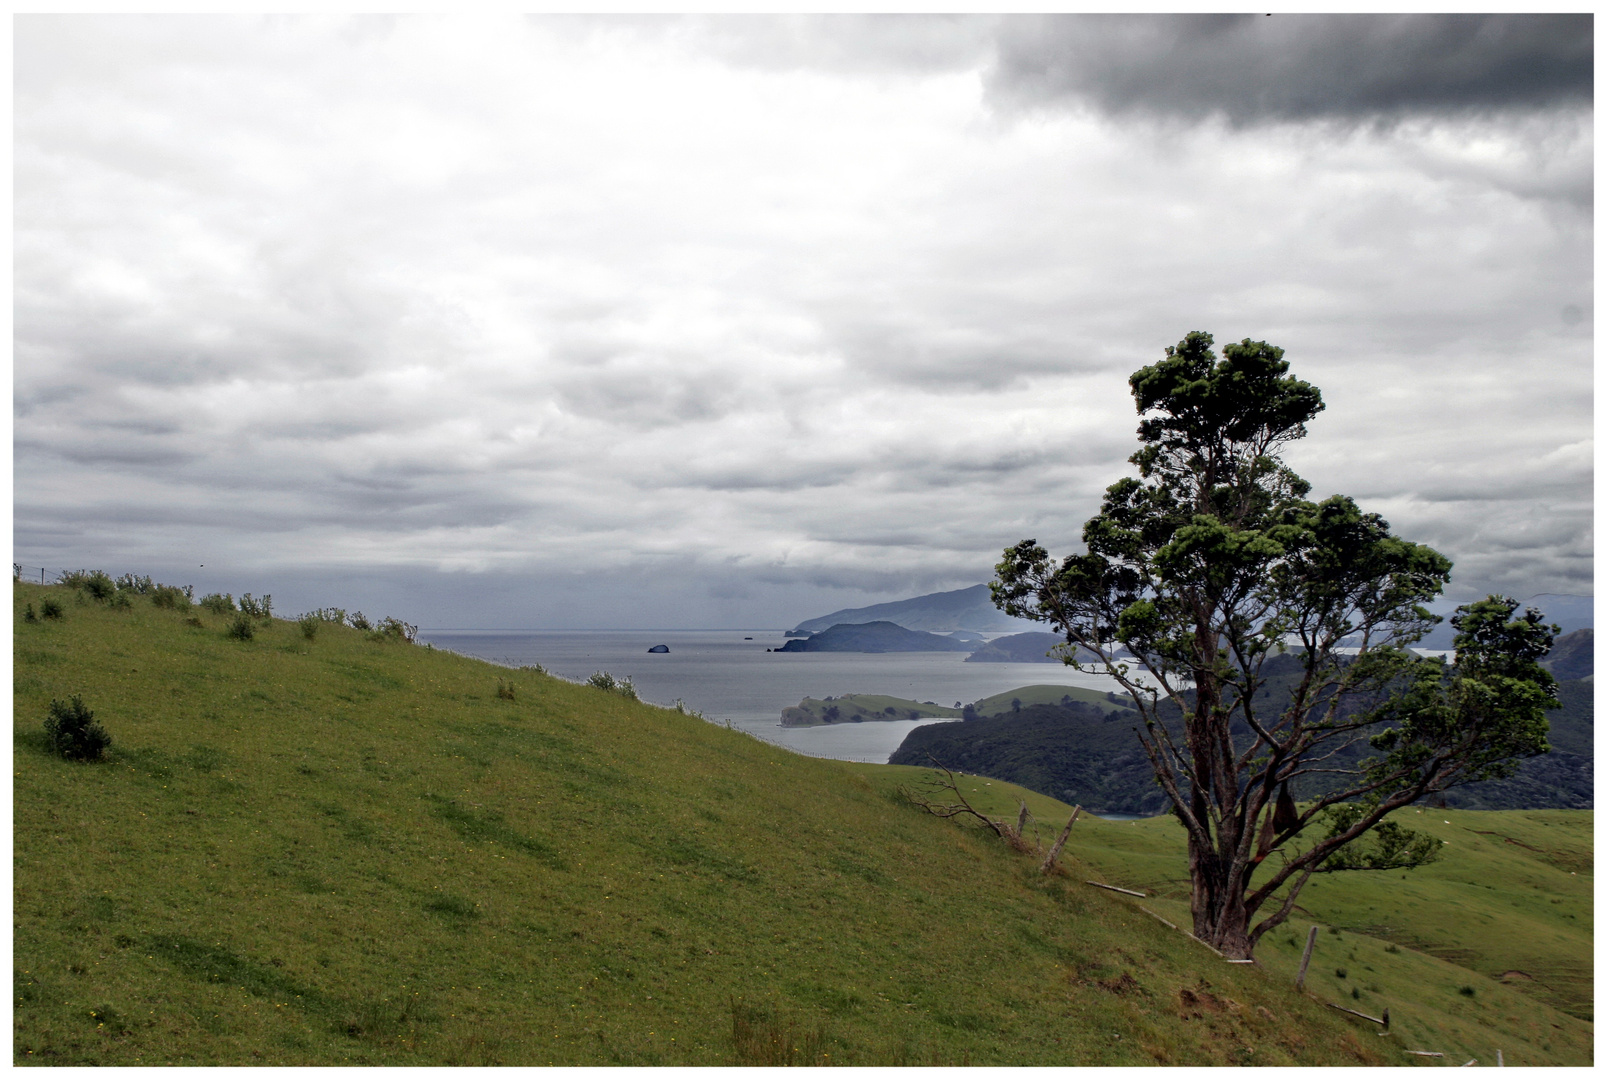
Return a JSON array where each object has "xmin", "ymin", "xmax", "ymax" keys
[{"xmin": 14, "ymin": 565, "xmax": 69, "ymax": 585}]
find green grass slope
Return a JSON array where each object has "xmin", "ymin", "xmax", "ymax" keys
[
  {"xmin": 850, "ymin": 763, "xmax": 1593, "ymax": 1065},
  {"xmin": 971, "ymin": 684, "xmax": 1136, "ymax": 716},
  {"xmin": 6, "ymin": 581, "xmax": 1504, "ymax": 1065}
]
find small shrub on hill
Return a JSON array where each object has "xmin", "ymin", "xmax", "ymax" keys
[
  {"xmin": 587, "ymin": 671, "xmax": 637, "ymax": 700},
  {"xmin": 23, "ymin": 603, "xmax": 38, "ymax": 623},
  {"xmin": 110, "ymin": 591, "xmax": 132, "ymax": 610},
  {"xmin": 68, "ymin": 570, "xmax": 117, "ymax": 601},
  {"xmin": 150, "ymin": 584, "xmax": 190, "ymax": 609},
  {"xmin": 305, "ymin": 607, "xmax": 346, "ymax": 623},
  {"xmin": 297, "ymin": 615, "xmax": 320, "ymax": 641},
  {"xmin": 226, "ymin": 613, "xmax": 256, "ymax": 641},
  {"xmin": 238, "ymin": 593, "xmax": 273, "ymax": 620},
  {"xmin": 199, "ymin": 593, "xmax": 235, "ymax": 615},
  {"xmin": 369, "ymin": 616, "xmax": 417, "ymax": 644},
  {"xmin": 347, "ymin": 611, "xmax": 372, "ymax": 631},
  {"xmin": 40, "ymin": 597, "xmax": 64, "ymax": 621},
  {"xmin": 495, "ymin": 679, "xmax": 516, "ymax": 700},
  {"xmin": 43, "ymin": 696, "xmax": 111, "ymax": 761},
  {"xmin": 114, "ymin": 573, "xmax": 154, "ymax": 594}
]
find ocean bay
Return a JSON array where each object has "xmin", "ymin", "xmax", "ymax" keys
[{"xmin": 417, "ymin": 628, "xmax": 1125, "ymax": 763}]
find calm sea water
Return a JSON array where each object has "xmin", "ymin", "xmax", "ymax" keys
[{"xmin": 417, "ymin": 628, "xmax": 1127, "ymax": 764}]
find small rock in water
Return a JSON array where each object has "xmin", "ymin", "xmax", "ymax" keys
[{"xmin": 647, "ymin": 644, "xmax": 670, "ymax": 653}]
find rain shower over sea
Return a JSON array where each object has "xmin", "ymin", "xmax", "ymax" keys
[{"xmin": 418, "ymin": 628, "xmax": 1126, "ymax": 764}]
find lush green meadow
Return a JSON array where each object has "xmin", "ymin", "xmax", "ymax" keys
[
  {"xmin": 851, "ymin": 762, "xmax": 1594, "ymax": 1065},
  {"xmin": 12, "ymin": 581, "xmax": 1590, "ymax": 1065},
  {"xmin": 970, "ymin": 683, "xmax": 1136, "ymax": 716}
]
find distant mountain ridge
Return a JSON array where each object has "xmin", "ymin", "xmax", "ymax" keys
[
  {"xmin": 888, "ymin": 630, "xmax": 1593, "ymax": 813},
  {"xmin": 775, "ymin": 621, "xmax": 974, "ymax": 654},
  {"xmin": 788, "ymin": 584, "xmax": 1037, "ymax": 636}
]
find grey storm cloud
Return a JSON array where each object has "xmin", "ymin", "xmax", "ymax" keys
[
  {"xmin": 12, "ymin": 15, "xmax": 1593, "ymax": 628},
  {"xmin": 986, "ymin": 14, "xmax": 1592, "ymax": 124}
]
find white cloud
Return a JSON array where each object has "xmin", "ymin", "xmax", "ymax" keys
[{"xmin": 13, "ymin": 15, "xmax": 1592, "ymax": 626}]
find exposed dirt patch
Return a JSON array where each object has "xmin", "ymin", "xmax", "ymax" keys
[
  {"xmin": 1177, "ymin": 984, "xmax": 1240, "ymax": 1020},
  {"xmin": 1097, "ymin": 972, "xmax": 1142, "ymax": 996}
]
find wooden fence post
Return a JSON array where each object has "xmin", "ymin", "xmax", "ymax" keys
[
  {"xmin": 1039, "ymin": 806, "xmax": 1080, "ymax": 874},
  {"xmin": 1296, "ymin": 924, "xmax": 1319, "ymax": 989}
]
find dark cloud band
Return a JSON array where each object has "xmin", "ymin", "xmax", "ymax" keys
[{"xmin": 989, "ymin": 14, "xmax": 1592, "ymax": 123}]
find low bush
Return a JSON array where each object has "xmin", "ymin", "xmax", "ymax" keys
[
  {"xmin": 43, "ymin": 696, "xmax": 110, "ymax": 761},
  {"xmin": 495, "ymin": 679, "xmax": 516, "ymax": 701},
  {"xmin": 24, "ymin": 603, "xmax": 38, "ymax": 623},
  {"xmin": 297, "ymin": 615, "xmax": 320, "ymax": 641},
  {"xmin": 587, "ymin": 671, "xmax": 638, "ymax": 700},
  {"xmin": 347, "ymin": 611, "xmax": 372, "ymax": 631},
  {"xmin": 304, "ymin": 607, "xmax": 346, "ymax": 623},
  {"xmin": 369, "ymin": 616, "xmax": 417, "ymax": 645},
  {"xmin": 150, "ymin": 584, "xmax": 190, "ymax": 609},
  {"xmin": 199, "ymin": 593, "xmax": 235, "ymax": 615},
  {"xmin": 114, "ymin": 573, "xmax": 154, "ymax": 594},
  {"xmin": 238, "ymin": 593, "xmax": 273, "ymax": 620},
  {"xmin": 40, "ymin": 597, "xmax": 64, "ymax": 621},
  {"xmin": 70, "ymin": 571, "xmax": 117, "ymax": 601},
  {"xmin": 110, "ymin": 591, "xmax": 133, "ymax": 610},
  {"xmin": 226, "ymin": 614, "xmax": 256, "ymax": 641}
]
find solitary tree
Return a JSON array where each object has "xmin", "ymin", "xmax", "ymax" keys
[{"xmin": 992, "ymin": 332, "xmax": 1556, "ymax": 959}]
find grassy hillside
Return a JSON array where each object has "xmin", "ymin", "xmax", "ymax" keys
[
  {"xmin": 851, "ymin": 762, "xmax": 1593, "ymax": 1064},
  {"xmin": 10, "ymin": 580, "xmax": 1581, "ymax": 1065},
  {"xmin": 971, "ymin": 684, "xmax": 1136, "ymax": 716}
]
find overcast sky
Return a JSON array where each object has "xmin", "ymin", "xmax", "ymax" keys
[{"xmin": 14, "ymin": 14, "xmax": 1594, "ymax": 628}]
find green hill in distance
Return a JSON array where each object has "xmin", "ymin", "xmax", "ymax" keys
[
  {"xmin": 780, "ymin": 694, "xmax": 961, "ymax": 727},
  {"xmin": 778, "ymin": 685, "xmax": 1132, "ymax": 728},
  {"xmin": 12, "ymin": 580, "xmax": 1590, "ymax": 1065},
  {"xmin": 892, "ymin": 648, "xmax": 1591, "ymax": 814},
  {"xmin": 964, "ymin": 631, "xmax": 1066, "ymax": 663}
]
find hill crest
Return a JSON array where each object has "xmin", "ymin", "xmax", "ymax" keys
[{"xmin": 788, "ymin": 584, "xmax": 1036, "ymax": 636}]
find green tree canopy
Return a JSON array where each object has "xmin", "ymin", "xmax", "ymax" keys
[{"xmin": 993, "ymin": 332, "xmax": 1557, "ymax": 958}]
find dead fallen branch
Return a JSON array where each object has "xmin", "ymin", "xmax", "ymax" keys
[
  {"xmin": 904, "ymin": 757, "xmax": 1036, "ymax": 850},
  {"xmin": 1085, "ymin": 880, "xmax": 1145, "ymax": 897},
  {"xmin": 1326, "ymin": 1002, "xmax": 1388, "ymax": 1028}
]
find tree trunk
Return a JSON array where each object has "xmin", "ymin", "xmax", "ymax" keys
[{"xmin": 1187, "ymin": 834, "xmax": 1255, "ymax": 959}]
